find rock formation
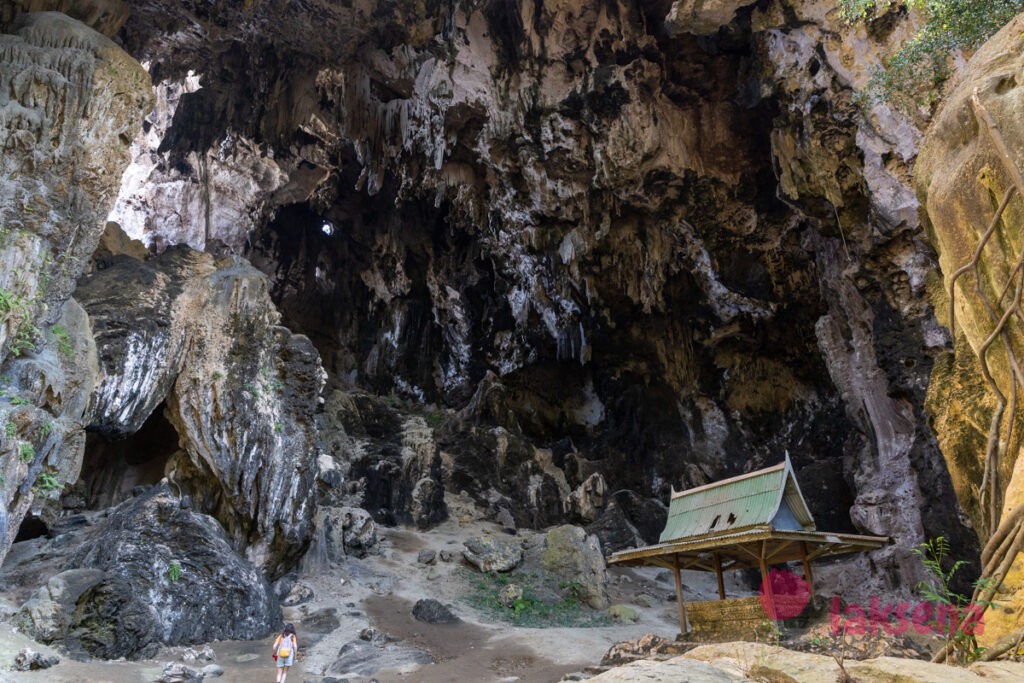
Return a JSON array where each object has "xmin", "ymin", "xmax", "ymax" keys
[
  {"xmin": 76, "ymin": 243, "xmax": 325, "ymax": 576},
  {"xmin": 916, "ymin": 12, "xmax": 1024, "ymax": 646},
  {"xmin": 6, "ymin": 0, "xmax": 1024, "ymax": 661},
  {"xmin": 0, "ymin": 11, "xmax": 150, "ymax": 563},
  {"xmin": 102, "ymin": 0, "xmax": 975, "ymax": 605},
  {"xmin": 10, "ymin": 485, "xmax": 279, "ymax": 659}
]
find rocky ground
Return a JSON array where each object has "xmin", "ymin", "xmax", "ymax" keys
[
  {"xmin": 0, "ymin": 493, "xmax": 678, "ymax": 682},
  {"xmin": 0, "ymin": 489, "xmax": 1017, "ymax": 683}
]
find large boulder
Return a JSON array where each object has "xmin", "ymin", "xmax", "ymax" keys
[
  {"xmin": 462, "ymin": 535, "xmax": 523, "ymax": 573},
  {"xmin": 523, "ymin": 525, "xmax": 608, "ymax": 609},
  {"xmin": 13, "ymin": 568, "xmax": 157, "ymax": 659},
  {"xmin": 308, "ymin": 506, "xmax": 379, "ymax": 565},
  {"xmin": 14, "ymin": 485, "xmax": 280, "ymax": 659},
  {"xmin": 76, "ymin": 247, "xmax": 325, "ymax": 576},
  {"xmin": 586, "ymin": 490, "xmax": 667, "ymax": 555}
]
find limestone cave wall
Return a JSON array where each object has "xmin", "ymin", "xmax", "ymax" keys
[{"xmin": 0, "ymin": 0, "xmax": 987, "ymax": 627}]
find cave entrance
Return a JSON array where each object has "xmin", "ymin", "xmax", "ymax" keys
[
  {"xmin": 77, "ymin": 403, "xmax": 181, "ymax": 510},
  {"xmin": 13, "ymin": 514, "xmax": 49, "ymax": 542}
]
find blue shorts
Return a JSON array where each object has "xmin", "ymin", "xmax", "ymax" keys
[{"xmin": 276, "ymin": 653, "xmax": 294, "ymax": 667}]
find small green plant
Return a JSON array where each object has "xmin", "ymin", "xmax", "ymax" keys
[
  {"xmin": 18, "ymin": 442, "xmax": 34, "ymax": 462},
  {"xmin": 512, "ymin": 596, "xmax": 537, "ymax": 619},
  {"xmin": 32, "ymin": 470, "xmax": 61, "ymax": 495},
  {"xmin": 38, "ymin": 421, "xmax": 52, "ymax": 438},
  {"xmin": 4, "ymin": 420, "xmax": 15, "ymax": 439},
  {"xmin": 462, "ymin": 569, "xmax": 611, "ymax": 628},
  {"xmin": 423, "ymin": 410, "xmax": 447, "ymax": 430},
  {"xmin": 50, "ymin": 325, "xmax": 72, "ymax": 358},
  {"xmin": 0, "ymin": 288, "xmax": 19, "ymax": 315},
  {"xmin": 243, "ymin": 383, "xmax": 260, "ymax": 398},
  {"xmin": 9, "ymin": 321, "xmax": 37, "ymax": 357},
  {"xmin": 167, "ymin": 560, "xmax": 183, "ymax": 582},
  {"xmin": 559, "ymin": 579, "xmax": 584, "ymax": 603},
  {"xmin": 274, "ymin": 421, "xmax": 282, "ymax": 433},
  {"xmin": 212, "ymin": 371, "xmax": 224, "ymax": 381},
  {"xmin": 913, "ymin": 536, "xmax": 993, "ymax": 664},
  {"xmin": 9, "ymin": 395, "xmax": 30, "ymax": 406}
]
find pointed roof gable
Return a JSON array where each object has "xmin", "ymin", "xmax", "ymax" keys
[{"xmin": 659, "ymin": 455, "xmax": 815, "ymax": 543}]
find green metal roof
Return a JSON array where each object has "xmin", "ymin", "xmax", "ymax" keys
[{"xmin": 659, "ymin": 455, "xmax": 815, "ymax": 543}]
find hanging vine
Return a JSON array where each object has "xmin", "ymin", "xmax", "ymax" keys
[{"xmin": 936, "ymin": 90, "xmax": 1024, "ymax": 662}]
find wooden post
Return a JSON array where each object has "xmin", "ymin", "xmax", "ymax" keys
[
  {"xmin": 759, "ymin": 540, "xmax": 775, "ymax": 620},
  {"xmin": 672, "ymin": 554, "xmax": 689, "ymax": 635},
  {"xmin": 713, "ymin": 552, "xmax": 726, "ymax": 600},
  {"xmin": 801, "ymin": 541, "xmax": 815, "ymax": 602}
]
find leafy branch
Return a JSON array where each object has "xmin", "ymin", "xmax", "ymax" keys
[{"xmin": 842, "ymin": 1, "xmax": 1024, "ymax": 113}]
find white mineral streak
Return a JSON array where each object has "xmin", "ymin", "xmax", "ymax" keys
[{"xmin": 108, "ymin": 71, "xmax": 289, "ymax": 253}]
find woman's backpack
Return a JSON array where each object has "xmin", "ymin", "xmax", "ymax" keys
[{"xmin": 277, "ymin": 635, "xmax": 293, "ymax": 659}]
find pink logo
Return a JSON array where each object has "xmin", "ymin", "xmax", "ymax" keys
[
  {"xmin": 759, "ymin": 568, "xmax": 811, "ymax": 619},
  {"xmin": 830, "ymin": 596, "xmax": 985, "ymax": 637}
]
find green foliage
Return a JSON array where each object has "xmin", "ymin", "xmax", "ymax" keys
[
  {"xmin": 9, "ymin": 396, "xmax": 30, "ymax": 407},
  {"xmin": 50, "ymin": 325, "xmax": 72, "ymax": 359},
  {"xmin": 32, "ymin": 470, "xmax": 62, "ymax": 495},
  {"xmin": 38, "ymin": 421, "xmax": 53, "ymax": 439},
  {"xmin": 0, "ymin": 288, "xmax": 38, "ymax": 357},
  {"xmin": 212, "ymin": 371, "xmax": 224, "ymax": 381},
  {"xmin": 913, "ymin": 536, "xmax": 993, "ymax": 664},
  {"xmin": 4, "ymin": 420, "xmax": 15, "ymax": 439},
  {"xmin": 842, "ymin": 0, "xmax": 1024, "ymax": 112},
  {"xmin": 423, "ymin": 409, "xmax": 447, "ymax": 430},
  {"xmin": 839, "ymin": 0, "xmax": 897, "ymax": 21},
  {"xmin": 462, "ymin": 569, "xmax": 611, "ymax": 628},
  {"xmin": 18, "ymin": 442, "xmax": 34, "ymax": 462},
  {"xmin": 167, "ymin": 560, "xmax": 183, "ymax": 582},
  {"xmin": 274, "ymin": 421, "xmax": 283, "ymax": 434},
  {"xmin": 10, "ymin": 320, "xmax": 39, "ymax": 357}
]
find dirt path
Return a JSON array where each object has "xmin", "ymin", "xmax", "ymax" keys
[
  {"xmin": 365, "ymin": 594, "xmax": 587, "ymax": 682},
  {"xmin": 0, "ymin": 503, "xmax": 710, "ymax": 682}
]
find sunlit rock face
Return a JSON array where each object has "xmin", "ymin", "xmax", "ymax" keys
[
  {"xmin": 0, "ymin": 12, "xmax": 150, "ymax": 565},
  {"xmin": 76, "ymin": 246, "xmax": 325, "ymax": 576},
  {"xmin": 100, "ymin": 0, "xmax": 978, "ymax": 602},
  {"xmin": 916, "ymin": 13, "xmax": 1024, "ymax": 644}
]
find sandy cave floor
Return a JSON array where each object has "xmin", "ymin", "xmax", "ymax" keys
[{"xmin": 0, "ymin": 504, "xmax": 756, "ymax": 683}]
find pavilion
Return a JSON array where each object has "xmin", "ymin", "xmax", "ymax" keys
[{"xmin": 607, "ymin": 456, "xmax": 888, "ymax": 635}]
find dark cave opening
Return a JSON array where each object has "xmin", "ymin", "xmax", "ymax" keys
[
  {"xmin": 13, "ymin": 514, "xmax": 49, "ymax": 543},
  {"xmin": 76, "ymin": 403, "xmax": 181, "ymax": 511},
  {"xmin": 245, "ymin": 184, "xmax": 486, "ymax": 405}
]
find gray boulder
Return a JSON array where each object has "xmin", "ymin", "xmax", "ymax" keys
[
  {"xmin": 157, "ymin": 662, "xmax": 204, "ymax": 683},
  {"xmin": 14, "ymin": 485, "xmax": 280, "ymax": 659},
  {"xmin": 462, "ymin": 536, "xmax": 522, "ymax": 573},
  {"xmin": 328, "ymin": 637, "xmax": 431, "ymax": 677},
  {"xmin": 523, "ymin": 525, "xmax": 609, "ymax": 609},
  {"xmin": 412, "ymin": 599, "xmax": 458, "ymax": 624},
  {"xmin": 13, "ymin": 648, "xmax": 59, "ymax": 671},
  {"xmin": 14, "ymin": 569, "xmax": 158, "ymax": 660}
]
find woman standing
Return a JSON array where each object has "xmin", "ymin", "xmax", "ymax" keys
[{"xmin": 272, "ymin": 623, "xmax": 298, "ymax": 683}]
